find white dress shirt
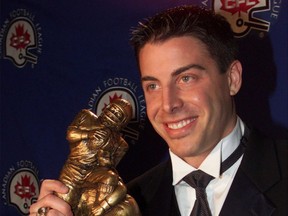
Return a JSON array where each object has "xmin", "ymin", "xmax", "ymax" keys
[{"xmin": 170, "ymin": 117, "xmax": 245, "ymax": 216}]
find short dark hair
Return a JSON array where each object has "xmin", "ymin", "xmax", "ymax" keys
[{"xmin": 130, "ymin": 5, "xmax": 238, "ymax": 73}]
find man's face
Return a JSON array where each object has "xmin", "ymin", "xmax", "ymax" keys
[{"xmin": 139, "ymin": 36, "xmax": 241, "ymax": 166}]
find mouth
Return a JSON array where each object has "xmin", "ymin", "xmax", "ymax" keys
[{"xmin": 166, "ymin": 117, "xmax": 197, "ymax": 130}]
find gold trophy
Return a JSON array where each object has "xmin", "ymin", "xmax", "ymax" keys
[{"xmin": 56, "ymin": 99, "xmax": 140, "ymax": 215}]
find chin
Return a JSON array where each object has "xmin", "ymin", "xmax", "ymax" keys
[{"xmin": 169, "ymin": 143, "xmax": 196, "ymax": 157}]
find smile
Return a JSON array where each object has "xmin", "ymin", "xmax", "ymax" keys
[{"xmin": 167, "ymin": 118, "xmax": 196, "ymax": 129}]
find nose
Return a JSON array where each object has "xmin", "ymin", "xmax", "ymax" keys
[{"xmin": 161, "ymin": 85, "xmax": 183, "ymax": 113}]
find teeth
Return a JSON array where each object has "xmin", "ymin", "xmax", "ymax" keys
[{"xmin": 167, "ymin": 119, "xmax": 194, "ymax": 129}]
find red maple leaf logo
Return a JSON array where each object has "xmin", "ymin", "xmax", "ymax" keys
[
  {"xmin": 14, "ymin": 175, "xmax": 36, "ymax": 200},
  {"xmin": 102, "ymin": 93, "xmax": 123, "ymax": 111},
  {"xmin": 10, "ymin": 24, "xmax": 31, "ymax": 50},
  {"xmin": 220, "ymin": 0, "xmax": 260, "ymax": 15}
]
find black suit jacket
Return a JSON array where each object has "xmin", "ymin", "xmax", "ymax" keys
[{"xmin": 127, "ymin": 129, "xmax": 288, "ymax": 216}]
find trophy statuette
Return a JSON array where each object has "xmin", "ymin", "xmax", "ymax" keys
[{"xmin": 56, "ymin": 99, "xmax": 141, "ymax": 215}]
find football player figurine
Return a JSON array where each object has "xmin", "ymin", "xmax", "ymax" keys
[{"xmin": 56, "ymin": 99, "xmax": 140, "ymax": 216}]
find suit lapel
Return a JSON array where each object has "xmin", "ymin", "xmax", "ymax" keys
[
  {"xmin": 220, "ymin": 128, "xmax": 279, "ymax": 216},
  {"xmin": 219, "ymin": 168, "xmax": 275, "ymax": 216}
]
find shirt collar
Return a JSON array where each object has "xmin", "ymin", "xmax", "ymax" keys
[{"xmin": 171, "ymin": 117, "xmax": 244, "ymax": 185}]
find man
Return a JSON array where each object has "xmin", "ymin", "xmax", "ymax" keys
[{"xmin": 30, "ymin": 5, "xmax": 287, "ymax": 216}]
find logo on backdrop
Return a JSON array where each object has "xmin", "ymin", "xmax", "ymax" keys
[
  {"xmin": 2, "ymin": 160, "xmax": 40, "ymax": 215},
  {"xmin": 0, "ymin": 9, "xmax": 43, "ymax": 68},
  {"xmin": 213, "ymin": 0, "xmax": 283, "ymax": 37},
  {"xmin": 88, "ymin": 77, "xmax": 146, "ymax": 145}
]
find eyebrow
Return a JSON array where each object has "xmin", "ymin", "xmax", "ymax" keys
[
  {"xmin": 141, "ymin": 63, "xmax": 205, "ymax": 82},
  {"xmin": 141, "ymin": 76, "xmax": 157, "ymax": 82},
  {"xmin": 172, "ymin": 64, "xmax": 205, "ymax": 76}
]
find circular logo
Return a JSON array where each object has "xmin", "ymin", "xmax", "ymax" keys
[
  {"xmin": 88, "ymin": 76, "xmax": 146, "ymax": 145},
  {"xmin": 2, "ymin": 160, "xmax": 40, "ymax": 215},
  {"xmin": 213, "ymin": 0, "xmax": 283, "ymax": 37},
  {"xmin": 0, "ymin": 9, "xmax": 43, "ymax": 68}
]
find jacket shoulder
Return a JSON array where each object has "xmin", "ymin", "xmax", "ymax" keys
[
  {"xmin": 127, "ymin": 160, "xmax": 172, "ymax": 211},
  {"xmin": 127, "ymin": 160, "xmax": 170, "ymax": 191}
]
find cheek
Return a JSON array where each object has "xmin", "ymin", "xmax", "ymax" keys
[
  {"xmin": 184, "ymin": 87, "xmax": 216, "ymax": 116},
  {"xmin": 145, "ymin": 99, "xmax": 156, "ymax": 120},
  {"xmin": 182, "ymin": 88, "xmax": 203, "ymax": 106},
  {"xmin": 204, "ymin": 87, "xmax": 231, "ymax": 118}
]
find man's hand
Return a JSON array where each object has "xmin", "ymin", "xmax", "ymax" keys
[{"xmin": 29, "ymin": 179, "xmax": 73, "ymax": 216}]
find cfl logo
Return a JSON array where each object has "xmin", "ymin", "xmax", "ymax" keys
[{"xmin": 213, "ymin": 0, "xmax": 271, "ymax": 37}]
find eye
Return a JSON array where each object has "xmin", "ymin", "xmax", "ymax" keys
[
  {"xmin": 179, "ymin": 75, "xmax": 197, "ymax": 83},
  {"xmin": 181, "ymin": 75, "xmax": 190, "ymax": 82},
  {"xmin": 148, "ymin": 83, "xmax": 157, "ymax": 89},
  {"xmin": 144, "ymin": 83, "xmax": 159, "ymax": 91}
]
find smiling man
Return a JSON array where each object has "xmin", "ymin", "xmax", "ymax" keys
[
  {"xmin": 29, "ymin": 5, "xmax": 287, "ymax": 216},
  {"xmin": 127, "ymin": 5, "xmax": 287, "ymax": 216},
  {"xmin": 138, "ymin": 36, "xmax": 241, "ymax": 168}
]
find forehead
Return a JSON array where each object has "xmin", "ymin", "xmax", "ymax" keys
[{"xmin": 138, "ymin": 36, "xmax": 213, "ymax": 76}]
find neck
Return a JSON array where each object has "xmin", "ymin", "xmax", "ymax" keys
[
  {"xmin": 182, "ymin": 145, "xmax": 215, "ymax": 168},
  {"xmin": 183, "ymin": 115, "xmax": 239, "ymax": 168}
]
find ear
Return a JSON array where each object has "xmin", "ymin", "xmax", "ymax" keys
[{"xmin": 228, "ymin": 60, "xmax": 242, "ymax": 96}]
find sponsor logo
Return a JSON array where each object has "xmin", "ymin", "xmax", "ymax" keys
[
  {"xmin": 2, "ymin": 160, "xmax": 40, "ymax": 215},
  {"xmin": 0, "ymin": 9, "xmax": 43, "ymax": 68},
  {"xmin": 88, "ymin": 77, "xmax": 146, "ymax": 145},
  {"xmin": 213, "ymin": 0, "xmax": 283, "ymax": 37}
]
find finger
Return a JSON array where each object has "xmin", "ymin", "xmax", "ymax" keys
[
  {"xmin": 29, "ymin": 208, "xmax": 65, "ymax": 216},
  {"xmin": 47, "ymin": 208, "xmax": 65, "ymax": 216},
  {"xmin": 30, "ymin": 194, "xmax": 73, "ymax": 216},
  {"xmin": 39, "ymin": 179, "xmax": 69, "ymax": 199}
]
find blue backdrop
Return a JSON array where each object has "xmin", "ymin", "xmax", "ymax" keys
[{"xmin": 1, "ymin": 0, "xmax": 287, "ymax": 215}]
